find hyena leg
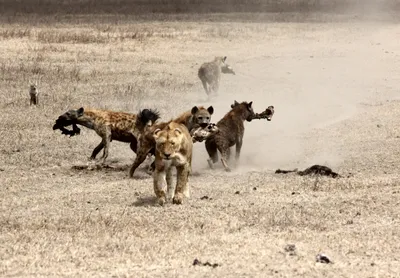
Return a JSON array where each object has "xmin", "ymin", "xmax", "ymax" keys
[
  {"xmin": 210, "ymin": 80, "xmax": 220, "ymax": 96},
  {"xmin": 153, "ymin": 168, "xmax": 167, "ymax": 206},
  {"xmin": 129, "ymin": 144, "xmax": 153, "ymax": 178},
  {"xmin": 100, "ymin": 129, "xmax": 112, "ymax": 164},
  {"xmin": 90, "ymin": 141, "xmax": 105, "ymax": 160},
  {"xmin": 129, "ymin": 140, "xmax": 137, "ymax": 154},
  {"xmin": 205, "ymin": 140, "xmax": 218, "ymax": 169},
  {"xmin": 200, "ymin": 79, "xmax": 209, "ymax": 95},
  {"xmin": 219, "ymin": 146, "xmax": 231, "ymax": 172},
  {"xmin": 173, "ymin": 164, "xmax": 190, "ymax": 205},
  {"xmin": 235, "ymin": 137, "xmax": 243, "ymax": 167}
]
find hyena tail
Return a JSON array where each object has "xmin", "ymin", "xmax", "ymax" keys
[
  {"xmin": 137, "ymin": 108, "xmax": 161, "ymax": 131},
  {"xmin": 205, "ymin": 138, "xmax": 219, "ymax": 163}
]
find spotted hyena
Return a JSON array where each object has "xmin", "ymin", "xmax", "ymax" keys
[
  {"xmin": 29, "ymin": 84, "xmax": 39, "ymax": 105},
  {"xmin": 205, "ymin": 101, "xmax": 255, "ymax": 172},
  {"xmin": 198, "ymin": 56, "xmax": 235, "ymax": 98},
  {"xmin": 53, "ymin": 107, "xmax": 160, "ymax": 164}
]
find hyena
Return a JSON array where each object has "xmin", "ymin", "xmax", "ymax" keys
[
  {"xmin": 29, "ymin": 84, "xmax": 39, "ymax": 106},
  {"xmin": 198, "ymin": 56, "xmax": 235, "ymax": 98},
  {"xmin": 205, "ymin": 101, "xmax": 255, "ymax": 172},
  {"xmin": 53, "ymin": 107, "xmax": 160, "ymax": 164}
]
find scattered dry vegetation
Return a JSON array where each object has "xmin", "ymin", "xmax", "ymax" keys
[{"xmin": 1, "ymin": 0, "xmax": 400, "ymax": 277}]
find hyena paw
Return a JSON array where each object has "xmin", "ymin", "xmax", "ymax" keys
[
  {"xmin": 225, "ymin": 167, "xmax": 232, "ymax": 172},
  {"xmin": 172, "ymin": 193, "xmax": 184, "ymax": 205},
  {"xmin": 207, "ymin": 159, "xmax": 214, "ymax": 169}
]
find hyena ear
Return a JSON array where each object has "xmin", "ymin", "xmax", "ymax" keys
[
  {"xmin": 77, "ymin": 107, "xmax": 84, "ymax": 116},
  {"xmin": 248, "ymin": 101, "xmax": 253, "ymax": 108},
  {"xmin": 174, "ymin": 128, "xmax": 182, "ymax": 136},
  {"xmin": 153, "ymin": 128, "xmax": 162, "ymax": 139},
  {"xmin": 207, "ymin": 106, "xmax": 214, "ymax": 115},
  {"xmin": 191, "ymin": 106, "xmax": 199, "ymax": 115},
  {"xmin": 222, "ymin": 56, "xmax": 227, "ymax": 62},
  {"xmin": 231, "ymin": 100, "xmax": 239, "ymax": 109}
]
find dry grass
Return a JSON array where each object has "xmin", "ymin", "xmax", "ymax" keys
[{"xmin": 1, "ymin": 3, "xmax": 400, "ymax": 277}]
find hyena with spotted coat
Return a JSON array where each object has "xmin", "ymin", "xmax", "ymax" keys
[
  {"xmin": 53, "ymin": 107, "xmax": 160, "ymax": 164},
  {"xmin": 205, "ymin": 101, "xmax": 255, "ymax": 172},
  {"xmin": 198, "ymin": 56, "xmax": 235, "ymax": 98}
]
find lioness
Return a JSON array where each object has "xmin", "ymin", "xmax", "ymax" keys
[
  {"xmin": 153, "ymin": 121, "xmax": 193, "ymax": 206},
  {"xmin": 129, "ymin": 105, "xmax": 215, "ymax": 178}
]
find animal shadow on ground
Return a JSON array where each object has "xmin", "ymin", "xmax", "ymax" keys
[
  {"xmin": 71, "ymin": 163, "xmax": 151, "ymax": 179},
  {"xmin": 131, "ymin": 196, "xmax": 158, "ymax": 207}
]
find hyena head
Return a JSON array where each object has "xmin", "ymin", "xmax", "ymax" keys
[
  {"xmin": 231, "ymin": 100, "xmax": 255, "ymax": 122},
  {"xmin": 215, "ymin": 56, "xmax": 235, "ymax": 75},
  {"xmin": 191, "ymin": 105, "xmax": 214, "ymax": 128},
  {"xmin": 53, "ymin": 107, "xmax": 84, "ymax": 129}
]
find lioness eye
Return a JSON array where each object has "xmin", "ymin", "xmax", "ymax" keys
[
  {"xmin": 206, "ymin": 117, "xmax": 210, "ymax": 120},
  {"xmin": 198, "ymin": 117, "xmax": 202, "ymax": 120}
]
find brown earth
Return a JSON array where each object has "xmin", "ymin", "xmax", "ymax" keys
[{"xmin": 1, "ymin": 6, "xmax": 400, "ymax": 277}]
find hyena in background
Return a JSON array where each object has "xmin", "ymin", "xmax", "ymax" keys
[
  {"xmin": 198, "ymin": 56, "xmax": 235, "ymax": 98},
  {"xmin": 29, "ymin": 84, "xmax": 39, "ymax": 106}
]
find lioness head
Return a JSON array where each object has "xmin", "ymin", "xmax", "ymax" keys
[
  {"xmin": 191, "ymin": 106, "xmax": 214, "ymax": 128},
  {"xmin": 153, "ymin": 122, "xmax": 187, "ymax": 161}
]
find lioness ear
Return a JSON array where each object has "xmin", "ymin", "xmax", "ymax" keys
[
  {"xmin": 174, "ymin": 128, "xmax": 182, "ymax": 136},
  {"xmin": 222, "ymin": 56, "xmax": 227, "ymax": 62},
  {"xmin": 77, "ymin": 107, "xmax": 84, "ymax": 116},
  {"xmin": 249, "ymin": 101, "xmax": 253, "ymax": 107},
  {"xmin": 207, "ymin": 106, "xmax": 214, "ymax": 115},
  {"xmin": 153, "ymin": 128, "xmax": 161, "ymax": 139},
  {"xmin": 191, "ymin": 106, "xmax": 199, "ymax": 115}
]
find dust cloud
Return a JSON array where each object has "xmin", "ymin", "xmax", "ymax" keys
[{"xmin": 187, "ymin": 11, "xmax": 398, "ymax": 173}]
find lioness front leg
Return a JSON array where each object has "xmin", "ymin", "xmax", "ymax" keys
[
  {"xmin": 166, "ymin": 166, "xmax": 174, "ymax": 200},
  {"xmin": 173, "ymin": 164, "xmax": 190, "ymax": 205},
  {"xmin": 153, "ymin": 168, "xmax": 167, "ymax": 206}
]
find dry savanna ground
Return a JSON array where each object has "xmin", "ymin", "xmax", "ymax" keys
[{"xmin": 1, "ymin": 3, "xmax": 400, "ymax": 277}]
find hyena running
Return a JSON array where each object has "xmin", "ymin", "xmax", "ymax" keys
[
  {"xmin": 198, "ymin": 56, "xmax": 235, "ymax": 98},
  {"xmin": 53, "ymin": 107, "xmax": 160, "ymax": 165},
  {"xmin": 205, "ymin": 101, "xmax": 255, "ymax": 172}
]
